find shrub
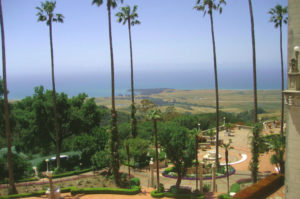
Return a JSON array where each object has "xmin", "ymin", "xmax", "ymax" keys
[
  {"xmin": 0, "ymin": 187, "xmax": 75, "ymax": 199},
  {"xmin": 16, "ymin": 177, "xmax": 39, "ymax": 183},
  {"xmin": 203, "ymin": 184, "xmax": 211, "ymax": 193},
  {"xmin": 0, "ymin": 190, "xmax": 46, "ymax": 199},
  {"xmin": 54, "ymin": 167, "xmax": 65, "ymax": 174},
  {"xmin": 70, "ymin": 186, "xmax": 140, "ymax": 196},
  {"xmin": 51, "ymin": 168, "xmax": 92, "ymax": 179},
  {"xmin": 218, "ymin": 193, "xmax": 232, "ymax": 199},
  {"xmin": 163, "ymin": 167, "xmax": 175, "ymax": 174},
  {"xmin": 91, "ymin": 150, "xmax": 110, "ymax": 170},
  {"xmin": 150, "ymin": 189, "xmax": 205, "ymax": 199},
  {"xmin": 158, "ymin": 183, "xmax": 165, "ymax": 193},
  {"xmin": 151, "ymin": 190, "xmax": 164, "ymax": 198},
  {"xmin": 130, "ymin": 177, "xmax": 140, "ymax": 186},
  {"xmin": 230, "ymin": 183, "xmax": 240, "ymax": 193},
  {"xmin": 164, "ymin": 192, "xmax": 204, "ymax": 199},
  {"xmin": 0, "ymin": 153, "xmax": 32, "ymax": 181},
  {"xmin": 170, "ymin": 186, "xmax": 191, "ymax": 194}
]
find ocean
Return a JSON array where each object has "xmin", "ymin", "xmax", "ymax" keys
[{"xmin": 6, "ymin": 66, "xmax": 286, "ymax": 99}]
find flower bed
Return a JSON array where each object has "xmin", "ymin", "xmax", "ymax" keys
[{"xmin": 162, "ymin": 165, "xmax": 236, "ymax": 180}]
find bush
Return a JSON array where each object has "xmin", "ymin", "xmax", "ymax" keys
[
  {"xmin": 70, "ymin": 186, "xmax": 141, "ymax": 195},
  {"xmin": 151, "ymin": 190, "xmax": 164, "ymax": 198},
  {"xmin": 0, "ymin": 190, "xmax": 46, "ymax": 199},
  {"xmin": 218, "ymin": 193, "xmax": 232, "ymax": 199},
  {"xmin": 51, "ymin": 168, "xmax": 92, "ymax": 179},
  {"xmin": 164, "ymin": 192, "xmax": 204, "ymax": 199},
  {"xmin": 16, "ymin": 177, "xmax": 39, "ymax": 183},
  {"xmin": 0, "ymin": 187, "xmax": 75, "ymax": 199},
  {"xmin": 203, "ymin": 184, "xmax": 211, "ymax": 193},
  {"xmin": 91, "ymin": 150, "xmax": 110, "ymax": 170},
  {"xmin": 170, "ymin": 186, "xmax": 191, "ymax": 194},
  {"xmin": 163, "ymin": 167, "xmax": 175, "ymax": 174},
  {"xmin": 54, "ymin": 167, "xmax": 65, "ymax": 174},
  {"xmin": 150, "ymin": 190, "xmax": 205, "ymax": 199},
  {"xmin": 158, "ymin": 183, "xmax": 165, "ymax": 193},
  {"xmin": 230, "ymin": 183, "xmax": 240, "ymax": 193},
  {"xmin": 0, "ymin": 153, "xmax": 32, "ymax": 181},
  {"xmin": 130, "ymin": 177, "xmax": 140, "ymax": 186}
]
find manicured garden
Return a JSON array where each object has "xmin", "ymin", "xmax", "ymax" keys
[{"xmin": 162, "ymin": 164, "xmax": 235, "ymax": 180}]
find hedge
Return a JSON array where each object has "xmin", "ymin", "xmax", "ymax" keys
[
  {"xmin": 0, "ymin": 177, "xmax": 39, "ymax": 185},
  {"xmin": 151, "ymin": 190, "xmax": 165, "ymax": 198},
  {"xmin": 233, "ymin": 174, "xmax": 284, "ymax": 199},
  {"xmin": 0, "ymin": 187, "xmax": 75, "ymax": 199},
  {"xmin": 0, "ymin": 190, "xmax": 45, "ymax": 199},
  {"xmin": 130, "ymin": 177, "xmax": 140, "ymax": 186},
  {"xmin": 150, "ymin": 190, "xmax": 205, "ymax": 199},
  {"xmin": 70, "ymin": 186, "xmax": 141, "ymax": 196},
  {"xmin": 52, "ymin": 168, "xmax": 92, "ymax": 179},
  {"xmin": 0, "ymin": 168, "xmax": 93, "ymax": 184}
]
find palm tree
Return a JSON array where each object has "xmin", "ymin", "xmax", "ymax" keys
[
  {"xmin": 116, "ymin": 5, "xmax": 140, "ymax": 138},
  {"xmin": 194, "ymin": 0, "xmax": 226, "ymax": 168},
  {"xmin": 268, "ymin": 5, "xmax": 288, "ymax": 137},
  {"xmin": 146, "ymin": 109, "xmax": 162, "ymax": 191},
  {"xmin": 206, "ymin": 128, "xmax": 216, "ymax": 145},
  {"xmin": 248, "ymin": 0, "xmax": 259, "ymax": 183},
  {"xmin": 221, "ymin": 139, "xmax": 234, "ymax": 196},
  {"xmin": 0, "ymin": 0, "xmax": 18, "ymax": 194},
  {"xmin": 36, "ymin": 1, "xmax": 64, "ymax": 168},
  {"xmin": 92, "ymin": 0, "xmax": 123, "ymax": 185}
]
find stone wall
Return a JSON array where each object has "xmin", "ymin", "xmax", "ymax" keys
[{"xmin": 285, "ymin": 1, "xmax": 300, "ymax": 198}]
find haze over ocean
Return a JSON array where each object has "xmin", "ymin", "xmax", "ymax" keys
[{"xmin": 8, "ymin": 63, "xmax": 286, "ymax": 99}]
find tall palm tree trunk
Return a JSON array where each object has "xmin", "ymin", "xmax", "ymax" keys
[
  {"xmin": 0, "ymin": 0, "xmax": 17, "ymax": 194},
  {"xmin": 248, "ymin": 0, "xmax": 258, "ymax": 124},
  {"xmin": 225, "ymin": 149, "xmax": 229, "ymax": 195},
  {"xmin": 126, "ymin": 144, "xmax": 130, "ymax": 179},
  {"xmin": 128, "ymin": 18, "xmax": 137, "ymax": 138},
  {"xmin": 248, "ymin": 0, "xmax": 259, "ymax": 183},
  {"xmin": 154, "ymin": 119, "xmax": 160, "ymax": 191},
  {"xmin": 279, "ymin": 24, "xmax": 284, "ymax": 136},
  {"xmin": 108, "ymin": 5, "xmax": 120, "ymax": 185},
  {"xmin": 209, "ymin": 9, "xmax": 220, "ymax": 168},
  {"xmin": 49, "ymin": 17, "xmax": 60, "ymax": 168},
  {"xmin": 195, "ymin": 136, "xmax": 199, "ymax": 191}
]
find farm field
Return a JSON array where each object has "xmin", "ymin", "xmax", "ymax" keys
[{"xmin": 94, "ymin": 89, "xmax": 282, "ymax": 117}]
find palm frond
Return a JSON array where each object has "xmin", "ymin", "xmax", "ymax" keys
[
  {"xmin": 116, "ymin": 5, "xmax": 140, "ymax": 26},
  {"xmin": 268, "ymin": 4, "xmax": 288, "ymax": 29},
  {"xmin": 132, "ymin": 20, "xmax": 141, "ymax": 26},
  {"xmin": 37, "ymin": 15, "xmax": 47, "ymax": 22},
  {"xmin": 92, "ymin": 0, "xmax": 103, "ymax": 6},
  {"xmin": 133, "ymin": 5, "xmax": 138, "ymax": 13}
]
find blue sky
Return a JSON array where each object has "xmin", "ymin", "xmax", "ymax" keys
[{"xmin": 0, "ymin": 0, "xmax": 289, "ymax": 98}]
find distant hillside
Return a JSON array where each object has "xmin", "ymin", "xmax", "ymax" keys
[
  {"xmin": 94, "ymin": 89, "xmax": 281, "ymax": 118},
  {"xmin": 127, "ymin": 88, "xmax": 174, "ymax": 95}
]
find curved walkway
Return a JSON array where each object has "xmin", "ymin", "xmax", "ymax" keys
[{"xmin": 220, "ymin": 154, "xmax": 247, "ymax": 166}]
